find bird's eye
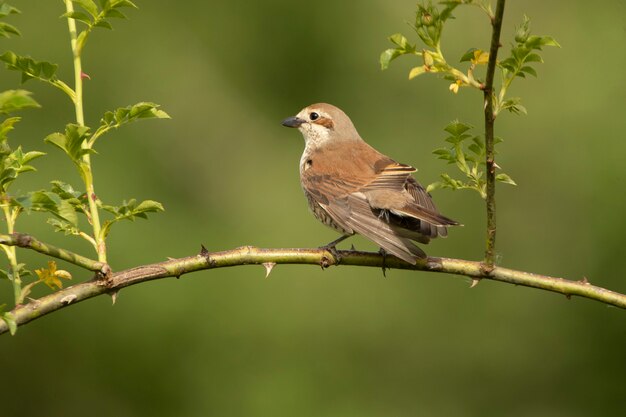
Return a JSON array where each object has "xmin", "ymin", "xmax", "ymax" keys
[{"xmin": 309, "ymin": 112, "xmax": 319, "ymax": 121}]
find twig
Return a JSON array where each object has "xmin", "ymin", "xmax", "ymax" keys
[
  {"xmin": 0, "ymin": 233, "xmax": 108, "ymax": 273},
  {"xmin": 1, "ymin": 246, "xmax": 624, "ymax": 335}
]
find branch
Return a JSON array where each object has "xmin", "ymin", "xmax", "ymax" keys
[
  {"xmin": 0, "ymin": 233, "xmax": 108, "ymax": 273},
  {"xmin": 1, "ymin": 246, "xmax": 624, "ymax": 334},
  {"xmin": 483, "ymin": 0, "xmax": 506, "ymax": 268}
]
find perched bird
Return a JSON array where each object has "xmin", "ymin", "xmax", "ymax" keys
[{"xmin": 282, "ymin": 103, "xmax": 459, "ymax": 264}]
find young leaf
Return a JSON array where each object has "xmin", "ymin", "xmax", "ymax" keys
[
  {"xmin": 74, "ymin": 0, "xmax": 99, "ymax": 18},
  {"xmin": 100, "ymin": 199, "xmax": 164, "ymax": 237},
  {"xmin": 47, "ymin": 218, "xmax": 82, "ymax": 236},
  {"xmin": 17, "ymin": 190, "xmax": 79, "ymax": 226},
  {"xmin": 380, "ymin": 33, "xmax": 418, "ymax": 70},
  {"xmin": 496, "ymin": 173, "xmax": 517, "ymax": 186},
  {"xmin": 44, "ymin": 124, "xmax": 93, "ymax": 163},
  {"xmin": 0, "ymin": 21, "xmax": 20, "ymax": 38},
  {"xmin": 408, "ymin": 66, "xmax": 426, "ymax": 80},
  {"xmin": 50, "ymin": 180, "xmax": 88, "ymax": 214},
  {"xmin": 0, "ymin": 52, "xmax": 75, "ymax": 100},
  {"xmin": 92, "ymin": 102, "xmax": 169, "ymax": 144},
  {"xmin": 0, "ymin": 3, "xmax": 20, "ymax": 18},
  {"xmin": 0, "ymin": 51, "xmax": 59, "ymax": 84},
  {"xmin": 67, "ymin": 0, "xmax": 138, "ymax": 53},
  {"xmin": 0, "ymin": 90, "xmax": 40, "ymax": 114},
  {"xmin": 0, "ymin": 310, "xmax": 17, "ymax": 335},
  {"xmin": 0, "ymin": 3, "xmax": 21, "ymax": 39},
  {"xmin": 0, "ymin": 146, "xmax": 46, "ymax": 192}
]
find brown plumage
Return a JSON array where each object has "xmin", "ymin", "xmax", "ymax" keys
[{"xmin": 282, "ymin": 103, "xmax": 458, "ymax": 264}]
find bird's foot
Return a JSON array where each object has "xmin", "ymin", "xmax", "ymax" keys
[
  {"xmin": 379, "ymin": 247, "xmax": 388, "ymax": 277},
  {"xmin": 318, "ymin": 235, "xmax": 349, "ymax": 266}
]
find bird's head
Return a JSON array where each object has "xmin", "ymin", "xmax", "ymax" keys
[{"xmin": 282, "ymin": 103, "xmax": 361, "ymax": 148}]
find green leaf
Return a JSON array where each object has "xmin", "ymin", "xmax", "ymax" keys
[
  {"xmin": 100, "ymin": 198, "xmax": 164, "ymax": 238},
  {"xmin": 0, "ymin": 145, "xmax": 46, "ymax": 192},
  {"xmin": 0, "ymin": 51, "xmax": 59, "ymax": 84},
  {"xmin": 0, "ymin": 3, "xmax": 20, "ymax": 18},
  {"xmin": 47, "ymin": 218, "xmax": 81, "ymax": 236},
  {"xmin": 44, "ymin": 124, "xmax": 93, "ymax": 163},
  {"xmin": 73, "ymin": 0, "xmax": 99, "ymax": 18},
  {"xmin": 63, "ymin": 11, "xmax": 93, "ymax": 25},
  {"xmin": 104, "ymin": 8, "xmax": 127, "ymax": 19},
  {"xmin": 93, "ymin": 102, "xmax": 169, "ymax": 143},
  {"xmin": 50, "ymin": 180, "xmax": 88, "ymax": 215},
  {"xmin": 444, "ymin": 120, "xmax": 472, "ymax": 137},
  {"xmin": 408, "ymin": 66, "xmax": 426, "ymax": 80},
  {"xmin": 380, "ymin": 48, "xmax": 402, "ymax": 70},
  {"xmin": 389, "ymin": 33, "xmax": 409, "ymax": 49},
  {"xmin": 93, "ymin": 19, "xmax": 113, "ymax": 30},
  {"xmin": 1, "ymin": 311, "xmax": 17, "ymax": 335},
  {"xmin": 526, "ymin": 35, "xmax": 560, "ymax": 49},
  {"xmin": 0, "ymin": 21, "xmax": 20, "ymax": 38},
  {"xmin": 520, "ymin": 65, "xmax": 537, "ymax": 77},
  {"xmin": 0, "ymin": 90, "xmax": 40, "ymax": 114},
  {"xmin": 18, "ymin": 190, "xmax": 79, "ymax": 226},
  {"xmin": 460, "ymin": 48, "xmax": 478, "ymax": 62},
  {"xmin": 426, "ymin": 182, "xmax": 443, "ymax": 193},
  {"xmin": 500, "ymin": 97, "xmax": 527, "ymax": 115},
  {"xmin": 496, "ymin": 173, "xmax": 517, "ymax": 186}
]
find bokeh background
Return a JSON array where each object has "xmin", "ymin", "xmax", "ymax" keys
[{"xmin": 1, "ymin": 1, "xmax": 625, "ymax": 415}]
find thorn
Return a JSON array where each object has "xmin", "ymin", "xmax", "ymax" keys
[
  {"xmin": 110, "ymin": 290, "xmax": 119, "ymax": 305},
  {"xmin": 199, "ymin": 244, "xmax": 209, "ymax": 257},
  {"xmin": 81, "ymin": 71, "xmax": 91, "ymax": 80},
  {"xmin": 263, "ymin": 262, "xmax": 276, "ymax": 278},
  {"xmin": 470, "ymin": 278, "xmax": 481, "ymax": 288},
  {"xmin": 350, "ymin": 244, "xmax": 356, "ymax": 251},
  {"xmin": 579, "ymin": 276, "xmax": 590, "ymax": 285},
  {"xmin": 493, "ymin": 162, "xmax": 501, "ymax": 170}
]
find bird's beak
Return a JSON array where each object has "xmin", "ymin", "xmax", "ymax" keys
[{"xmin": 281, "ymin": 116, "xmax": 306, "ymax": 128}]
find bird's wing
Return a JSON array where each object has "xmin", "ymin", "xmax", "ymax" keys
[
  {"xmin": 301, "ymin": 172, "xmax": 358, "ymax": 234},
  {"xmin": 363, "ymin": 161, "xmax": 459, "ymax": 229},
  {"xmin": 340, "ymin": 192, "xmax": 427, "ymax": 263},
  {"xmin": 302, "ymin": 169, "xmax": 426, "ymax": 264}
]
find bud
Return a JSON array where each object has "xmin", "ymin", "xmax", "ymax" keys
[{"xmin": 423, "ymin": 50, "xmax": 434, "ymax": 67}]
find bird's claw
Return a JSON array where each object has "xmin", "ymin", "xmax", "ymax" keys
[{"xmin": 379, "ymin": 247, "xmax": 388, "ymax": 277}]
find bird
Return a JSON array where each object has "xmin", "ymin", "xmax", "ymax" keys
[{"xmin": 281, "ymin": 103, "xmax": 459, "ymax": 264}]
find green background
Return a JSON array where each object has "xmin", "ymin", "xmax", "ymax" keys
[{"xmin": 1, "ymin": 1, "xmax": 625, "ymax": 415}]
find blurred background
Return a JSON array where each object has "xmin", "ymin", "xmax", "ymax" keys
[{"xmin": 1, "ymin": 0, "xmax": 625, "ymax": 415}]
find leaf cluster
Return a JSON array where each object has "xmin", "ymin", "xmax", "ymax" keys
[
  {"xmin": 495, "ymin": 15, "xmax": 560, "ymax": 115},
  {"xmin": 380, "ymin": 1, "xmax": 486, "ymax": 90},
  {"xmin": 39, "ymin": 102, "xmax": 168, "ymax": 241},
  {"xmin": 427, "ymin": 121, "xmax": 515, "ymax": 198},
  {"xmin": 0, "ymin": 51, "xmax": 75, "ymax": 99},
  {"xmin": 64, "ymin": 0, "xmax": 138, "ymax": 54},
  {"xmin": 0, "ymin": 2, "xmax": 20, "ymax": 39},
  {"xmin": 0, "ymin": 1, "xmax": 169, "ymax": 319}
]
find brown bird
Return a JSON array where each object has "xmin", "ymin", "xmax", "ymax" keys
[{"xmin": 282, "ymin": 103, "xmax": 459, "ymax": 264}]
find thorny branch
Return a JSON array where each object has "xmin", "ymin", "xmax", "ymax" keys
[{"xmin": 1, "ymin": 243, "xmax": 624, "ymax": 335}]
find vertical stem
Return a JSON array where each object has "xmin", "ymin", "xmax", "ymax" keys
[
  {"xmin": 1, "ymin": 204, "xmax": 21, "ymax": 305},
  {"xmin": 64, "ymin": 0, "xmax": 106, "ymax": 263},
  {"xmin": 483, "ymin": 0, "xmax": 506, "ymax": 270}
]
